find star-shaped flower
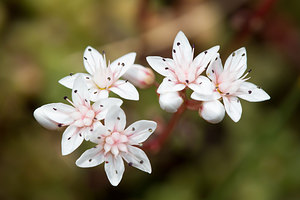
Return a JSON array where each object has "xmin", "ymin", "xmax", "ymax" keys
[
  {"xmin": 34, "ymin": 75, "xmax": 123, "ymax": 155},
  {"xmin": 59, "ymin": 46, "xmax": 139, "ymax": 101},
  {"xmin": 146, "ymin": 31, "xmax": 219, "ymax": 101},
  {"xmin": 76, "ymin": 106, "xmax": 157, "ymax": 186},
  {"xmin": 191, "ymin": 47, "xmax": 270, "ymax": 122}
]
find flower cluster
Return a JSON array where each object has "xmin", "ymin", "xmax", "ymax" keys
[
  {"xmin": 34, "ymin": 30, "xmax": 270, "ymax": 186},
  {"xmin": 34, "ymin": 48, "xmax": 157, "ymax": 186},
  {"xmin": 147, "ymin": 31, "xmax": 270, "ymax": 123}
]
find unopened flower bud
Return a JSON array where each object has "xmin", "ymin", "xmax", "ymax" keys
[
  {"xmin": 122, "ymin": 64, "xmax": 155, "ymax": 89},
  {"xmin": 199, "ymin": 100, "xmax": 225, "ymax": 124},
  {"xmin": 159, "ymin": 92, "xmax": 183, "ymax": 113}
]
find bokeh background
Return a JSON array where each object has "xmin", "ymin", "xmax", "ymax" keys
[{"xmin": 0, "ymin": 0, "xmax": 300, "ymax": 199}]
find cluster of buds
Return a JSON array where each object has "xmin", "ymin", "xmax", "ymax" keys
[{"xmin": 34, "ymin": 31, "xmax": 270, "ymax": 186}]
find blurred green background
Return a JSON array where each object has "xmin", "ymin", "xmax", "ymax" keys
[{"xmin": 0, "ymin": 0, "xmax": 300, "ymax": 199}]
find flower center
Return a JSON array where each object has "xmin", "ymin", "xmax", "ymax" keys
[
  {"xmin": 71, "ymin": 106, "xmax": 95, "ymax": 127},
  {"xmin": 103, "ymin": 132, "xmax": 128, "ymax": 156}
]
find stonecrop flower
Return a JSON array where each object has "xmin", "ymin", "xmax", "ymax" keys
[
  {"xmin": 76, "ymin": 106, "xmax": 157, "ymax": 186},
  {"xmin": 191, "ymin": 47, "xmax": 270, "ymax": 122},
  {"xmin": 59, "ymin": 46, "xmax": 139, "ymax": 101},
  {"xmin": 146, "ymin": 31, "xmax": 219, "ymax": 112},
  {"xmin": 34, "ymin": 75, "xmax": 123, "ymax": 155}
]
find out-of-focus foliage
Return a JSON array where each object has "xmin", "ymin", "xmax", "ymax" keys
[{"xmin": 0, "ymin": 0, "xmax": 299, "ymax": 199}]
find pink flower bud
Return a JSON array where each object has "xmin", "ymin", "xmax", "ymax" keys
[
  {"xmin": 122, "ymin": 64, "xmax": 155, "ymax": 89},
  {"xmin": 159, "ymin": 92, "xmax": 183, "ymax": 113},
  {"xmin": 199, "ymin": 100, "xmax": 225, "ymax": 124}
]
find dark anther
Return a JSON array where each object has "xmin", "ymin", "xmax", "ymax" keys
[
  {"xmin": 242, "ymin": 53, "xmax": 245, "ymax": 56},
  {"xmin": 115, "ymin": 170, "xmax": 118, "ymax": 174},
  {"xmin": 248, "ymin": 90, "xmax": 252, "ymax": 94},
  {"xmin": 125, "ymin": 80, "xmax": 128, "ymax": 83},
  {"xmin": 185, "ymin": 80, "xmax": 189, "ymax": 83},
  {"xmin": 121, "ymin": 63, "xmax": 125, "ymax": 66},
  {"xmin": 118, "ymin": 62, "xmax": 120, "ymax": 65},
  {"xmin": 100, "ymin": 104, "xmax": 103, "ymax": 107},
  {"xmin": 132, "ymin": 127, "xmax": 135, "ymax": 131},
  {"xmin": 168, "ymin": 79, "xmax": 171, "ymax": 82},
  {"xmin": 148, "ymin": 128, "xmax": 153, "ymax": 132},
  {"xmin": 85, "ymin": 99, "xmax": 88, "ymax": 102},
  {"xmin": 226, "ymin": 93, "xmax": 230, "ymax": 95},
  {"xmin": 107, "ymin": 77, "xmax": 111, "ymax": 81},
  {"xmin": 84, "ymin": 57, "xmax": 87, "ymax": 60},
  {"xmin": 79, "ymin": 133, "xmax": 82, "ymax": 137},
  {"xmin": 165, "ymin": 67, "xmax": 169, "ymax": 70},
  {"xmin": 68, "ymin": 137, "xmax": 71, "ymax": 140},
  {"xmin": 53, "ymin": 108, "xmax": 57, "ymax": 111},
  {"xmin": 128, "ymin": 162, "xmax": 133, "ymax": 166},
  {"xmin": 232, "ymin": 52, "xmax": 235, "ymax": 56},
  {"xmin": 247, "ymin": 69, "xmax": 252, "ymax": 73},
  {"xmin": 69, "ymin": 73, "xmax": 73, "ymax": 76},
  {"xmin": 90, "ymin": 129, "xmax": 93, "ymax": 132},
  {"xmin": 257, "ymin": 86, "xmax": 261, "ymax": 89},
  {"xmin": 204, "ymin": 51, "xmax": 207, "ymax": 54},
  {"xmin": 139, "ymin": 160, "xmax": 144, "ymax": 164},
  {"xmin": 162, "ymin": 58, "xmax": 166, "ymax": 61},
  {"xmin": 215, "ymin": 57, "xmax": 218, "ymax": 61},
  {"xmin": 86, "ymin": 77, "xmax": 90, "ymax": 79},
  {"xmin": 89, "ymin": 159, "xmax": 92, "ymax": 162},
  {"xmin": 74, "ymin": 90, "xmax": 77, "ymax": 93},
  {"xmin": 58, "ymin": 124, "xmax": 62, "ymax": 127},
  {"xmin": 102, "ymin": 50, "xmax": 105, "ymax": 55},
  {"xmin": 212, "ymin": 70, "xmax": 215, "ymax": 73},
  {"xmin": 237, "ymin": 99, "xmax": 240, "ymax": 103},
  {"xmin": 88, "ymin": 48, "xmax": 92, "ymax": 51},
  {"xmin": 94, "ymin": 91, "xmax": 97, "ymax": 94},
  {"xmin": 105, "ymin": 161, "xmax": 109, "ymax": 163},
  {"xmin": 97, "ymin": 136, "xmax": 101, "ymax": 139},
  {"xmin": 108, "ymin": 129, "xmax": 111, "ymax": 132},
  {"xmin": 117, "ymin": 117, "xmax": 120, "ymax": 120},
  {"xmin": 199, "ymin": 82, "xmax": 202, "ymax": 84},
  {"xmin": 177, "ymin": 42, "xmax": 180, "ymax": 46},
  {"xmin": 173, "ymin": 49, "xmax": 176, "ymax": 53}
]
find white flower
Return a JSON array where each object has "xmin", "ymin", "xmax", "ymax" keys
[
  {"xmin": 122, "ymin": 64, "xmax": 155, "ymax": 89},
  {"xmin": 59, "ymin": 46, "xmax": 139, "ymax": 101},
  {"xmin": 146, "ymin": 31, "xmax": 219, "ymax": 96},
  {"xmin": 159, "ymin": 92, "xmax": 183, "ymax": 113},
  {"xmin": 191, "ymin": 48, "xmax": 270, "ymax": 122},
  {"xmin": 33, "ymin": 75, "xmax": 123, "ymax": 155},
  {"xmin": 199, "ymin": 100, "xmax": 225, "ymax": 124},
  {"xmin": 76, "ymin": 106, "xmax": 157, "ymax": 186}
]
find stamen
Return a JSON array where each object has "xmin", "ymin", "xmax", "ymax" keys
[{"xmin": 63, "ymin": 96, "xmax": 75, "ymax": 107}]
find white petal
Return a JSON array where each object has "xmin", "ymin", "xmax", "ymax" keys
[
  {"xmin": 61, "ymin": 125, "xmax": 84, "ymax": 155},
  {"xmin": 146, "ymin": 56, "xmax": 173, "ymax": 77},
  {"xmin": 105, "ymin": 106, "xmax": 126, "ymax": 132},
  {"xmin": 83, "ymin": 46, "xmax": 106, "ymax": 75},
  {"xmin": 206, "ymin": 54, "xmax": 223, "ymax": 83},
  {"xmin": 223, "ymin": 96, "xmax": 242, "ymax": 122},
  {"xmin": 110, "ymin": 52, "xmax": 136, "ymax": 79},
  {"xmin": 34, "ymin": 103, "xmax": 75, "ymax": 127},
  {"xmin": 192, "ymin": 45, "xmax": 220, "ymax": 76},
  {"xmin": 58, "ymin": 73, "xmax": 92, "ymax": 89},
  {"xmin": 122, "ymin": 146, "xmax": 151, "ymax": 174},
  {"xmin": 92, "ymin": 98, "xmax": 123, "ymax": 120},
  {"xmin": 199, "ymin": 100, "xmax": 225, "ymax": 124},
  {"xmin": 124, "ymin": 120, "xmax": 157, "ymax": 144},
  {"xmin": 172, "ymin": 31, "xmax": 193, "ymax": 66},
  {"xmin": 189, "ymin": 76, "xmax": 220, "ymax": 101},
  {"xmin": 76, "ymin": 145, "xmax": 105, "ymax": 168},
  {"xmin": 110, "ymin": 80, "xmax": 139, "ymax": 100},
  {"xmin": 224, "ymin": 47, "xmax": 247, "ymax": 79},
  {"xmin": 159, "ymin": 91, "xmax": 183, "ymax": 113},
  {"xmin": 72, "ymin": 75, "xmax": 91, "ymax": 107},
  {"xmin": 89, "ymin": 88, "xmax": 109, "ymax": 102},
  {"xmin": 157, "ymin": 77, "xmax": 185, "ymax": 94},
  {"xmin": 237, "ymin": 82, "xmax": 270, "ymax": 102},
  {"xmin": 88, "ymin": 122, "xmax": 108, "ymax": 143},
  {"xmin": 104, "ymin": 154, "xmax": 125, "ymax": 186}
]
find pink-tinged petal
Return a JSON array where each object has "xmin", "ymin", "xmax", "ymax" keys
[
  {"xmin": 92, "ymin": 98, "xmax": 123, "ymax": 120},
  {"xmin": 172, "ymin": 31, "xmax": 193, "ymax": 66},
  {"xmin": 237, "ymin": 82, "xmax": 270, "ymax": 102},
  {"xmin": 110, "ymin": 52, "xmax": 136, "ymax": 79},
  {"xmin": 157, "ymin": 77, "xmax": 185, "ymax": 94},
  {"xmin": 58, "ymin": 73, "xmax": 92, "ymax": 89},
  {"xmin": 61, "ymin": 125, "xmax": 84, "ymax": 155},
  {"xmin": 76, "ymin": 145, "xmax": 105, "ymax": 168},
  {"xmin": 122, "ymin": 64, "xmax": 155, "ymax": 89},
  {"xmin": 72, "ymin": 75, "xmax": 91, "ymax": 107},
  {"xmin": 206, "ymin": 54, "xmax": 223, "ymax": 83},
  {"xmin": 122, "ymin": 146, "xmax": 151, "ymax": 174},
  {"xmin": 110, "ymin": 80, "xmax": 139, "ymax": 100},
  {"xmin": 105, "ymin": 106, "xmax": 126, "ymax": 132},
  {"xmin": 33, "ymin": 106, "xmax": 61, "ymax": 130},
  {"xmin": 104, "ymin": 154, "xmax": 125, "ymax": 186},
  {"xmin": 146, "ymin": 56, "xmax": 174, "ymax": 77},
  {"xmin": 159, "ymin": 92, "xmax": 183, "ymax": 113},
  {"xmin": 124, "ymin": 120, "xmax": 157, "ymax": 144},
  {"xmin": 192, "ymin": 45, "xmax": 220, "ymax": 76},
  {"xmin": 223, "ymin": 96, "xmax": 242, "ymax": 122},
  {"xmin": 89, "ymin": 88, "xmax": 109, "ymax": 102},
  {"xmin": 224, "ymin": 47, "xmax": 247, "ymax": 79},
  {"xmin": 199, "ymin": 100, "xmax": 225, "ymax": 124},
  {"xmin": 189, "ymin": 76, "xmax": 220, "ymax": 101},
  {"xmin": 83, "ymin": 46, "xmax": 106, "ymax": 75},
  {"xmin": 34, "ymin": 103, "xmax": 75, "ymax": 127}
]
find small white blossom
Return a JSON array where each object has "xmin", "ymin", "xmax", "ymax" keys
[
  {"xmin": 59, "ymin": 46, "xmax": 139, "ymax": 101},
  {"xmin": 191, "ymin": 48, "xmax": 270, "ymax": 122},
  {"xmin": 146, "ymin": 31, "xmax": 219, "ymax": 97},
  {"xmin": 122, "ymin": 64, "xmax": 155, "ymax": 89},
  {"xmin": 159, "ymin": 92, "xmax": 184, "ymax": 113},
  {"xmin": 76, "ymin": 106, "xmax": 157, "ymax": 186},
  {"xmin": 199, "ymin": 100, "xmax": 225, "ymax": 124},
  {"xmin": 34, "ymin": 75, "xmax": 123, "ymax": 155}
]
